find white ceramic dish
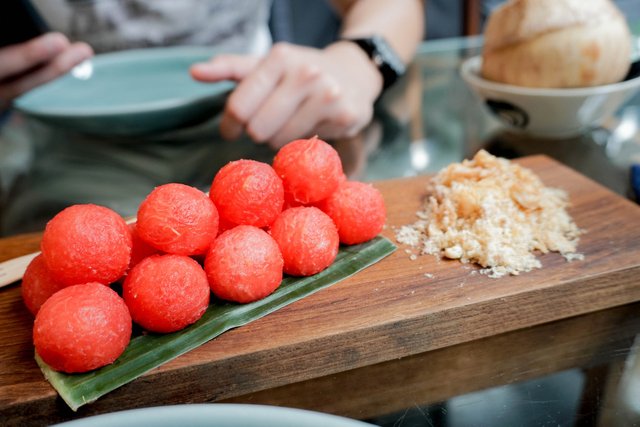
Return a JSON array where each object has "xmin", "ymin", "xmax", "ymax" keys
[
  {"xmin": 460, "ymin": 55, "xmax": 640, "ymax": 138},
  {"xmin": 53, "ymin": 404, "xmax": 376, "ymax": 427}
]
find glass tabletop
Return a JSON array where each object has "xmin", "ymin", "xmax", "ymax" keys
[
  {"xmin": 1, "ymin": 34, "xmax": 640, "ymax": 426},
  {"xmin": 368, "ymin": 35, "xmax": 640, "ymax": 197},
  {"xmin": 1, "ymin": 36, "xmax": 639, "ymax": 234}
]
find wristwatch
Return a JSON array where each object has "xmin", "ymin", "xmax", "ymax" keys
[{"xmin": 345, "ymin": 35, "xmax": 406, "ymax": 91}]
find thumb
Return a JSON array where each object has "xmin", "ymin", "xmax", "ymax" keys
[{"xmin": 190, "ymin": 54, "xmax": 260, "ymax": 83}]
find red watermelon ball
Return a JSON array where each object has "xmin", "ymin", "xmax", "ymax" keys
[
  {"xmin": 137, "ymin": 183, "xmax": 218, "ymax": 256},
  {"xmin": 123, "ymin": 254, "xmax": 210, "ymax": 333},
  {"xmin": 216, "ymin": 215, "xmax": 237, "ymax": 236},
  {"xmin": 33, "ymin": 283, "xmax": 132, "ymax": 373},
  {"xmin": 21, "ymin": 254, "xmax": 67, "ymax": 315},
  {"xmin": 273, "ymin": 136, "xmax": 343, "ymax": 205},
  {"xmin": 128, "ymin": 223, "xmax": 161, "ymax": 269},
  {"xmin": 210, "ymin": 159, "xmax": 284, "ymax": 228},
  {"xmin": 318, "ymin": 181, "xmax": 386, "ymax": 245},
  {"xmin": 41, "ymin": 204, "xmax": 132, "ymax": 286},
  {"xmin": 205, "ymin": 225, "xmax": 283, "ymax": 303},
  {"xmin": 269, "ymin": 206, "xmax": 339, "ymax": 276}
]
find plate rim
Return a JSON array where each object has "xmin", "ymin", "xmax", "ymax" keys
[
  {"xmin": 13, "ymin": 45, "xmax": 234, "ymax": 118},
  {"xmin": 52, "ymin": 403, "xmax": 376, "ymax": 427}
]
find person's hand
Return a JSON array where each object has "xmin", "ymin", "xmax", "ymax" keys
[
  {"xmin": 190, "ymin": 41, "xmax": 383, "ymax": 149},
  {"xmin": 0, "ymin": 32, "xmax": 93, "ymax": 110}
]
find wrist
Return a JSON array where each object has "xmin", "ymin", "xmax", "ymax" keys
[
  {"xmin": 326, "ymin": 40, "xmax": 384, "ymax": 99},
  {"xmin": 340, "ymin": 35, "xmax": 406, "ymax": 93}
]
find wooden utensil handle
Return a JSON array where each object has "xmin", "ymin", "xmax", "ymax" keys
[{"xmin": 0, "ymin": 252, "xmax": 39, "ymax": 288}]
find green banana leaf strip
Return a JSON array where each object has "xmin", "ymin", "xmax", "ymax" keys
[{"xmin": 37, "ymin": 236, "xmax": 396, "ymax": 411}]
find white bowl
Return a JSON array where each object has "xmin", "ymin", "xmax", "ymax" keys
[{"xmin": 460, "ymin": 55, "xmax": 640, "ymax": 138}]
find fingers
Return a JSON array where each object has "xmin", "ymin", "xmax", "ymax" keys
[
  {"xmin": 220, "ymin": 44, "xmax": 292, "ymax": 140},
  {"xmin": 243, "ymin": 63, "xmax": 320, "ymax": 143},
  {"xmin": 269, "ymin": 83, "xmax": 372, "ymax": 149},
  {"xmin": 0, "ymin": 41, "xmax": 93, "ymax": 103},
  {"xmin": 219, "ymin": 110, "xmax": 245, "ymax": 141},
  {"xmin": 0, "ymin": 33, "xmax": 69, "ymax": 80},
  {"xmin": 190, "ymin": 55, "xmax": 259, "ymax": 82},
  {"xmin": 191, "ymin": 54, "xmax": 264, "ymax": 141},
  {"xmin": 214, "ymin": 42, "xmax": 375, "ymax": 147},
  {"xmin": 264, "ymin": 77, "xmax": 341, "ymax": 148}
]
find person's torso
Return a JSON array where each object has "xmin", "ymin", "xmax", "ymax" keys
[{"xmin": 30, "ymin": 0, "xmax": 272, "ymax": 54}]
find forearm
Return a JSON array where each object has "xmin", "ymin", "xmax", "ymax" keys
[{"xmin": 331, "ymin": 0, "xmax": 425, "ymax": 64}]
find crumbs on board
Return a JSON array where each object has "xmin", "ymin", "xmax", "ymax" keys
[{"xmin": 395, "ymin": 150, "xmax": 584, "ymax": 278}]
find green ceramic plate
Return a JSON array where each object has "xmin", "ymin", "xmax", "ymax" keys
[{"xmin": 14, "ymin": 46, "xmax": 234, "ymax": 136}]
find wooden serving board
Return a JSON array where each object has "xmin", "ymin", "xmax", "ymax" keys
[{"xmin": 1, "ymin": 155, "xmax": 640, "ymax": 425}]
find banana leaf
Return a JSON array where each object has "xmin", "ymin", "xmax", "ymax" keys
[{"xmin": 37, "ymin": 236, "xmax": 396, "ymax": 411}]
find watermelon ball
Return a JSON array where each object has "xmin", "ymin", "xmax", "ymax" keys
[
  {"xmin": 269, "ymin": 206, "xmax": 339, "ymax": 276},
  {"xmin": 137, "ymin": 183, "xmax": 218, "ymax": 256},
  {"xmin": 273, "ymin": 136, "xmax": 343, "ymax": 205},
  {"xmin": 216, "ymin": 215, "xmax": 237, "ymax": 236},
  {"xmin": 205, "ymin": 225, "xmax": 283, "ymax": 303},
  {"xmin": 210, "ymin": 159, "xmax": 284, "ymax": 228},
  {"xmin": 282, "ymin": 172, "xmax": 347, "ymax": 209},
  {"xmin": 41, "ymin": 204, "xmax": 132, "ymax": 286},
  {"xmin": 33, "ymin": 283, "xmax": 132, "ymax": 373},
  {"xmin": 283, "ymin": 190, "xmax": 304, "ymax": 210},
  {"xmin": 21, "ymin": 254, "xmax": 67, "ymax": 316},
  {"xmin": 128, "ymin": 223, "xmax": 161, "ymax": 269},
  {"xmin": 318, "ymin": 181, "xmax": 386, "ymax": 245},
  {"xmin": 123, "ymin": 254, "xmax": 210, "ymax": 333}
]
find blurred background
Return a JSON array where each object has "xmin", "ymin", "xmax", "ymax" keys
[{"xmin": 268, "ymin": 0, "xmax": 640, "ymax": 44}]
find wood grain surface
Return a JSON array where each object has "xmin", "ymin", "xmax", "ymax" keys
[
  {"xmin": 222, "ymin": 301, "xmax": 640, "ymax": 420},
  {"xmin": 1, "ymin": 155, "xmax": 640, "ymax": 425}
]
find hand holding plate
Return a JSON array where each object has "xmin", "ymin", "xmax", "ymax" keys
[
  {"xmin": 190, "ymin": 41, "xmax": 382, "ymax": 149},
  {"xmin": 0, "ymin": 32, "xmax": 92, "ymax": 110}
]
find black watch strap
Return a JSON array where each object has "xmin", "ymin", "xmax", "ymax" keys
[{"xmin": 346, "ymin": 35, "xmax": 406, "ymax": 91}]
